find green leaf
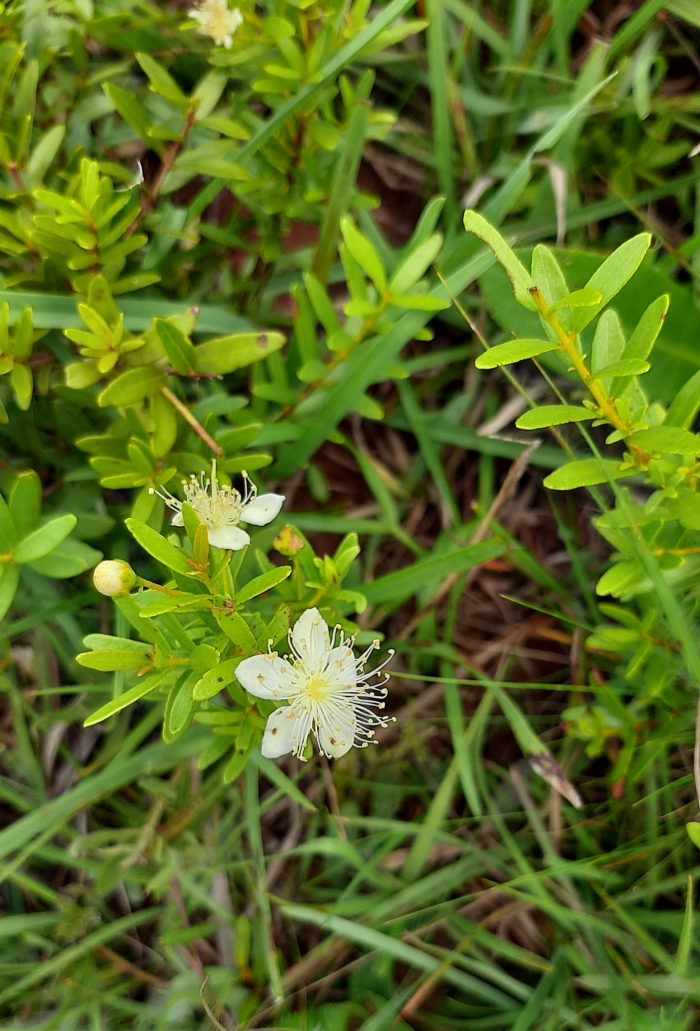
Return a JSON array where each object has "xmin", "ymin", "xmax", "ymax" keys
[
  {"xmin": 236, "ymin": 566, "xmax": 292, "ymax": 605},
  {"xmin": 0, "ymin": 565, "xmax": 19, "ymax": 622},
  {"xmin": 193, "ymin": 657, "xmax": 242, "ymax": 700},
  {"xmin": 12, "ymin": 514, "xmax": 76, "ymax": 564},
  {"xmin": 98, "ymin": 367, "xmax": 165, "ymax": 407},
  {"xmin": 392, "ymin": 294, "xmax": 451, "ymax": 311},
  {"xmin": 475, "ymin": 339, "xmax": 558, "ymax": 369},
  {"xmin": 591, "ymin": 358, "xmax": 650, "ymax": 379},
  {"xmin": 216, "ymin": 612, "xmax": 258, "ymax": 652},
  {"xmin": 568, "ymin": 233, "xmax": 652, "ymax": 333},
  {"xmin": 549, "ymin": 287, "xmax": 602, "ymax": 310},
  {"xmin": 29, "ymin": 537, "xmax": 101, "ymax": 578},
  {"xmin": 125, "ymin": 518, "xmax": 193, "ymax": 575},
  {"xmin": 155, "ymin": 319, "xmax": 196, "ymax": 374},
  {"xmin": 77, "ymin": 649, "xmax": 148, "ymax": 671},
  {"xmin": 543, "ymin": 459, "xmax": 633, "ymax": 490},
  {"xmin": 591, "ymin": 310, "xmax": 626, "ymax": 378},
  {"xmin": 168, "ymin": 673, "xmax": 196, "ymax": 735},
  {"xmin": 25, "ymin": 125, "xmax": 65, "ymax": 191},
  {"xmin": 515, "ymin": 405, "xmax": 593, "ymax": 430},
  {"xmin": 9, "ymin": 470, "xmax": 41, "ymax": 539},
  {"xmin": 531, "ymin": 244, "xmax": 567, "ymax": 307},
  {"xmin": 665, "ymin": 368, "xmax": 700, "ymax": 429},
  {"xmin": 687, "ymin": 823, "xmax": 700, "ymax": 850},
  {"xmin": 389, "ymin": 233, "xmax": 443, "ymax": 295},
  {"xmin": 103, "ymin": 83, "xmax": 164, "ymax": 156},
  {"xmin": 628, "ymin": 427, "xmax": 700, "ymax": 455},
  {"xmin": 84, "ymin": 670, "xmax": 170, "ymax": 726},
  {"xmin": 83, "ymin": 634, "xmax": 151, "ymax": 653},
  {"xmin": 194, "ymin": 332, "xmax": 286, "ymax": 375},
  {"xmin": 463, "ymin": 210, "xmax": 538, "ymax": 311},
  {"xmin": 135, "ymin": 52, "xmax": 188, "ymax": 106},
  {"xmin": 340, "ymin": 218, "xmax": 386, "ymax": 293},
  {"xmin": 623, "ymin": 293, "xmax": 669, "ymax": 363}
]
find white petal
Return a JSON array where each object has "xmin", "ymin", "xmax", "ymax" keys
[
  {"xmin": 326, "ymin": 644, "xmax": 357, "ymax": 689},
  {"xmin": 241, "ymin": 493, "xmax": 285, "ymax": 527},
  {"xmin": 207, "ymin": 525, "xmax": 250, "ymax": 550},
  {"xmin": 171, "ymin": 511, "xmax": 184, "ymax": 526},
  {"xmin": 292, "ymin": 608, "xmax": 330, "ymax": 673},
  {"xmin": 236, "ymin": 653, "xmax": 298, "ymax": 701},
  {"xmin": 316, "ymin": 704, "xmax": 356, "ymax": 759},
  {"xmin": 261, "ymin": 706, "xmax": 306, "ymax": 759}
]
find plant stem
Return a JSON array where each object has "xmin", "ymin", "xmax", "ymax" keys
[{"xmin": 162, "ymin": 386, "xmax": 223, "ymax": 457}]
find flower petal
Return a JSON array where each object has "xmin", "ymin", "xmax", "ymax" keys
[
  {"xmin": 325, "ymin": 644, "xmax": 357, "ymax": 689},
  {"xmin": 236, "ymin": 653, "xmax": 298, "ymax": 701},
  {"xmin": 292, "ymin": 607, "xmax": 330, "ymax": 673},
  {"xmin": 207, "ymin": 525, "xmax": 250, "ymax": 550},
  {"xmin": 262, "ymin": 706, "xmax": 307, "ymax": 759},
  {"xmin": 171, "ymin": 511, "xmax": 184, "ymax": 526},
  {"xmin": 241, "ymin": 493, "xmax": 285, "ymax": 527},
  {"xmin": 316, "ymin": 704, "xmax": 356, "ymax": 759}
]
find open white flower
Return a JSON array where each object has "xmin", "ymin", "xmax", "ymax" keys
[
  {"xmin": 152, "ymin": 462, "xmax": 284, "ymax": 551},
  {"xmin": 236, "ymin": 608, "xmax": 394, "ymax": 760},
  {"xmin": 188, "ymin": 0, "xmax": 243, "ymax": 48}
]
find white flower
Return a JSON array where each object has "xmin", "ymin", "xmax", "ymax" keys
[
  {"xmin": 152, "ymin": 462, "xmax": 284, "ymax": 551},
  {"xmin": 93, "ymin": 559, "xmax": 137, "ymax": 597},
  {"xmin": 188, "ymin": 0, "xmax": 243, "ymax": 48},
  {"xmin": 236, "ymin": 608, "xmax": 394, "ymax": 760}
]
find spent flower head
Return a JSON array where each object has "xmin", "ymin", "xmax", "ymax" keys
[
  {"xmin": 236, "ymin": 607, "xmax": 394, "ymax": 760},
  {"xmin": 188, "ymin": 0, "xmax": 243, "ymax": 48},
  {"xmin": 152, "ymin": 461, "xmax": 284, "ymax": 551}
]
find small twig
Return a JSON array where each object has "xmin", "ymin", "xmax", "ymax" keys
[
  {"xmin": 127, "ymin": 109, "xmax": 196, "ymax": 237},
  {"xmin": 199, "ymin": 977, "xmax": 230, "ymax": 1031},
  {"xmin": 162, "ymin": 386, "xmax": 223, "ymax": 457}
]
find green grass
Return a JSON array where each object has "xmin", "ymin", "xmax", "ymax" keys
[{"xmin": 2, "ymin": 0, "xmax": 700, "ymax": 1027}]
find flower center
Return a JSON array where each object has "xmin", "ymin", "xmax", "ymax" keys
[{"xmin": 303, "ymin": 674, "xmax": 331, "ymax": 702}]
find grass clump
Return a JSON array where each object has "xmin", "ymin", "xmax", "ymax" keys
[{"xmin": 1, "ymin": 0, "xmax": 700, "ymax": 1027}]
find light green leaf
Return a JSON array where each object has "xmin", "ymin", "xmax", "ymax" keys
[
  {"xmin": 193, "ymin": 657, "xmax": 242, "ymax": 700},
  {"xmin": 389, "ymin": 233, "xmax": 443, "ymax": 295},
  {"xmin": 9, "ymin": 470, "xmax": 41, "ymax": 539},
  {"xmin": 155, "ymin": 319, "xmax": 196, "ymax": 374},
  {"xmin": 665, "ymin": 368, "xmax": 700, "ymax": 429},
  {"xmin": 568, "ymin": 234, "xmax": 651, "ymax": 333},
  {"xmin": 475, "ymin": 339, "xmax": 558, "ymax": 369},
  {"xmin": 516, "ymin": 405, "xmax": 593, "ymax": 430},
  {"xmin": 340, "ymin": 218, "xmax": 386, "ymax": 293},
  {"xmin": 25, "ymin": 125, "xmax": 65, "ymax": 191},
  {"xmin": 103, "ymin": 83, "xmax": 164, "ymax": 156},
  {"xmin": 549, "ymin": 287, "xmax": 602, "ymax": 310},
  {"xmin": 628, "ymin": 427, "xmax": 700, "ymax": 455},
  {"xmin": 236, "ymin": 566, "xmax": 292, "ymax": 605},
  {"xmin": 135, "ymin": 52, "xmax": 188, "ymax": 106},
  {"xmin": 97, "ymin": 367, "xmax": 165, "ymax": 407},
  {"xmin": 0, "ymin": 565, "xmax": 19, "ymax": 622},
  {"xmin": 77, "ymin": 649, "xmax": 147, "ymax": 671},
  {"xmin": 591, "ymin": 358, "xmax": 650, "ymax": 379},
  {"xmin": 125, "ymin": 518, "xmax": 194, "ymax": 574},
  {"xmin": 463, "ymin": 210, "xmax": 538, "ymax": 311},
  {"xmin": 12, "ymin": 514, "xmax": 76, "ymax": 564},
  {"xmin": 29, "ymin": 537, "xmax": 101, "ymax": 578},
  {"xmin": 194, "ymin": 331, "xmax": 285, "ymax": 375},
  {"xmin": 543, "ymin": 459, "xmax": 633, "ymax": 490}
]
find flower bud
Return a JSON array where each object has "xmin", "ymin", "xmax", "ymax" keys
[
  {"xmin": 93, "ymin": 559, "xmax": 137, "ymax": 598},
  {"xmin": 273, "ymin": 525, "xmax": 304, "ymax": 557}
]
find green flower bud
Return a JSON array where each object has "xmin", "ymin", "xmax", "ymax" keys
[{"xmin": 93, "ymin": 559, "xmax": 137, "ymax": 598}]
